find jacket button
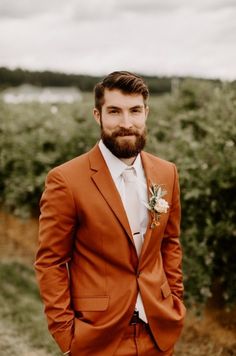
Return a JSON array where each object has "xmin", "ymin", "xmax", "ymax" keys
[{"xmin": 137, "ymin": 271, "xmax": 140, "ymax": 277}]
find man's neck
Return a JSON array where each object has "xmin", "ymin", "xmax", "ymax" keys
[
  {"xmin": 120, "ymin": 156, "xmax": 137, "ymax": 166},
  {"xmin": 99, "ymin": 140, "xmax": 138, "ymax": 166}
]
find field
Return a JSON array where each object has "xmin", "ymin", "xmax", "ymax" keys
[{"xmin": 1, "ymin": 79, "xmax": 236, "ymax": 355}]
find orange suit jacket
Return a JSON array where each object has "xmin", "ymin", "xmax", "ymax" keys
[{"xmin": 35, "ymin": 144, "xmax": 186, "ymax": 355}]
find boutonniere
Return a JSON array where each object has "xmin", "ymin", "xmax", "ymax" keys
[{"xmin": 144, "ymin": 184, "xmax": 169, "ymax": 229}]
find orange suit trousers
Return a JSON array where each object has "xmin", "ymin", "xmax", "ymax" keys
[{"xmin": 114, "ymin": 322, "xmax": 174, "ymax": 356}]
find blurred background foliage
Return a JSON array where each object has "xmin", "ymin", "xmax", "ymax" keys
[
  {"xmin": 1, "ymin": 76, "xmax": 236, "ymax": 309},
  {"xmin": 0, "ymin": 66, "xmax": 175, "ymax": 94}
]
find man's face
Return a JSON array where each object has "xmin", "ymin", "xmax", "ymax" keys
[{"xmin": 93, "ymin": 89, "xmax": 149, "ymax": 158}]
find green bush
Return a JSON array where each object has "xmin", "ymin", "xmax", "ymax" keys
[
  {"xmin": 1, "ymin": 81, "xmax": 235, "ymax": 307},
  {"xmin": 147, "ymin": 80, "xmax": 236, "ymax": 306},
  {"xmin": 0, "ymin": 95, "xmax": 98, "ymax": 216}
]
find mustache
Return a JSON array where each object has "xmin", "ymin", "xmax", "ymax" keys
[{"xmin": 112, "ymin": 128, "xmax": 139, "ymax": 137}]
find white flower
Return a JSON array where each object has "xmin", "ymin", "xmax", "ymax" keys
[
  {"xmin": 144, "ymin": 183, "xmax": 169, "ymax": 229},
  {"xmin": 154, "ymin": 198, "xmax": 169, "ymax": 214}
]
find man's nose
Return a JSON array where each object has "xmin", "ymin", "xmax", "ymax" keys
[{"xmin": 119, "ymin": 113, "xmax": 132, "ymax": 128}]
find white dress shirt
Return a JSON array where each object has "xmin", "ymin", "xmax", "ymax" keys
[{"xmin": 98, "ymin": 140, "xmax": 149, "ymax": 322}]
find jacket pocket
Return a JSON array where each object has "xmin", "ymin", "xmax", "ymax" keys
[
  {"xmin": 72, "ymin": 296, "xmax": 109, "ymax": 311},
  {"xmin": 161, "ymin": 280, "xmax": 171, "ymax": 299}
]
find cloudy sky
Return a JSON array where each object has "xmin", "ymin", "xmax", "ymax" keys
[{"xmin": 0, "ymin": 0, "xmax": 236, "ymax": 79}]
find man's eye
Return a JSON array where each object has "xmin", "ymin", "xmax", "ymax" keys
[
  {"xmin": 109, "ymin": 110, "xmax": 118, "ymax": 114},
  {"xmin": 131, "ymin": 109, "xmax": 141, "ymax": 113}
]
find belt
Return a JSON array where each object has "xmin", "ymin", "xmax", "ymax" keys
[{"xmin": 129, "ymin": 311, "xmax": 143, "ymax": 325}]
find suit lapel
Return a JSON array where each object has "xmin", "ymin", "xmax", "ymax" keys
[
  {"xmin": 138, "ymin": 151, "xmax": 156, "ymax": 260},
  {"xmin": 89, "ymin": 145, "xmax": 134, "ymax": 245}
]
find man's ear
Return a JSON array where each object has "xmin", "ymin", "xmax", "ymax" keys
[{"xmin": 93, "ymin": 108, "xmax": 101, "ymax": 126}]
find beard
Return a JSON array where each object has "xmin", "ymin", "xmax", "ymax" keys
[{"xmin": 101, "ymin": 125, "xmax": 147, "ymax": 159}]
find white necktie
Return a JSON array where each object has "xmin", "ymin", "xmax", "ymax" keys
[
  {"xmin": 122, "ymin": 168, "xmax": 147, "ymax": 322},
  {"xmin": 122, "ymin": 168, "xmax": 142, "ymax": 256}
]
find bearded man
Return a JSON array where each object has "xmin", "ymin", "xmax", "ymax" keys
[{"xmin": 35, "ymin": 71, "xmax": 186, "ymax": 356}]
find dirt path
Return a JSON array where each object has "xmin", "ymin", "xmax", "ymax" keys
[
  {"xmin": 0, "ymin": 319, "xmax": 51, "ymax": 356},
  {"xmin": 175, "ymin": 311, "xmax": 236, "ymax": 356},
  {"xmin": 0, "ymin": 210, "xmax": 38, "ymax": 262}
]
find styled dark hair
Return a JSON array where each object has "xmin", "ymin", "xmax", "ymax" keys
[{"xmin": 94, "ymin": 71, "xmax": 149, "ymax": 112}]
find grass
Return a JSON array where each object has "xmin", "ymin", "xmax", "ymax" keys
[{"xmin": 0, "ymin": 261, "xmax": 61, "ymax": 356}]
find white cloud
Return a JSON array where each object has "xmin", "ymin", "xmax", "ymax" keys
[
  {"xmin": 0, "ymin": 0, "xmax": 66, "ymax": 19},
  {"xmin": 117, "ymin": 0, "xmax": 181, "ymax": 14},
  {"xmin": 0, "ymin": 0, "xmax": 235, "ymax": 79},
  {"xmin": 1, "ymin": 0, "xmax": 235, "ymax": 20},
  {"xmin": 197, "ymin": 0, "xmax": 236, "ymax": 11},
  {"xmin": 0, "ymin": 0, "xmax": 118, "ymax": 21}
]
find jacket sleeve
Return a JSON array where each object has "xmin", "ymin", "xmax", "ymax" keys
[
  {"xmin": 35, "ymin": 168, "xmax": 76, "ymax": 353},
  {"xmin": 161, "ymin": 164, "xmax": 184, "ymax": 301}
]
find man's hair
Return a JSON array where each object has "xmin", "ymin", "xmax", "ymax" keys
[{"xmin": 94, "ymin": 71, "xmax": 149, "ymax": 112}]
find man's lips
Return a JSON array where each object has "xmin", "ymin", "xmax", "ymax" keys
[{"xmin": 114, "ymin": 132, "xmax": 138, "ymax": 137}]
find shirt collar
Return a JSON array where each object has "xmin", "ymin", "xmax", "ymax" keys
[{"xmin": 98, "ymin": 140, "xmax": 142, "ymax": 180}]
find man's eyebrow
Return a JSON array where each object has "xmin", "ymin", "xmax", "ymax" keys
[
  {"xmin": 106, "ymin": 105, "xmax": 144, "ymax": 110},
  {"xmin": 106, "ymin": 105, "xmax": 121, "ymax": 110},
  {"xmin": 130, "ymin": 105, "xmax": 144, "ymax": 109}
]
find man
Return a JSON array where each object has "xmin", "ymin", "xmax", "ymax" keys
[{"xmin": 35, "ymin": 71, "xmax": 186, "ymax": 356}]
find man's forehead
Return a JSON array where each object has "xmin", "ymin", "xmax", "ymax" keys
[{"xmin": 103, "ymin": 88, "xmax": 145, "ymax": 107}]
